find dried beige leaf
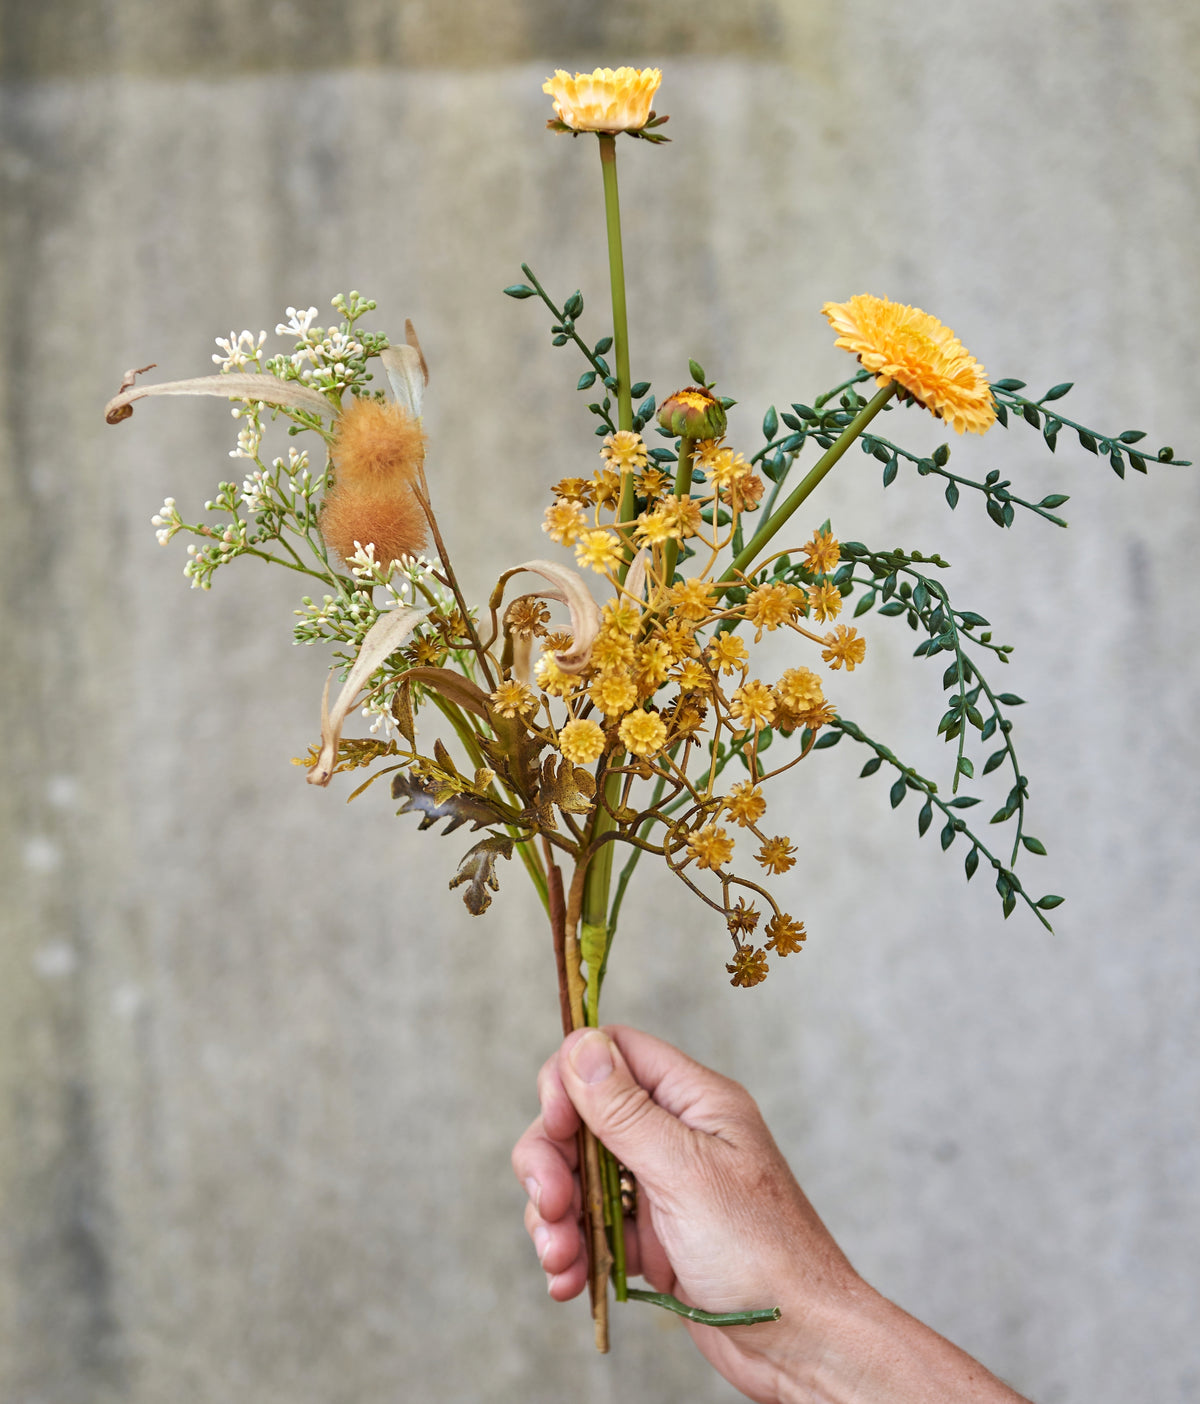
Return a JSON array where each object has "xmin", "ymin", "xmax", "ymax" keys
[
  {"xmin": 380, "ymin": 322, "xmax": 428, "ymax": 418},
  {"xmin": 307, "ymin": 606, "xmax": 427, "ymax": 787},
  {"xmin": 105, "ymin": 369, "xmax": 332, "ymax": 425},
  {"xmin": 490, "ymin": 560, "xmax": 601, "ymax": 673}
]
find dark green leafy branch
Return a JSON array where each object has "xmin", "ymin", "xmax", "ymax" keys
[
  {"xmin": 856, "ymin": 426, "xmax": 1070, "ymax": 529},
  {"xmin": 991, "ymin": 379, "xmax": 1190, "ymax": 477},
  {"xmin": 833, "ymin": 542, "xmax": 1039, "ymax": 867},
  {"xmin": 505, "ymin": 264, "xmax": 655, "ymax": 437},
  {"xmin": 832, "ymin": 716, "xmax": 1061, "ymax": 930}
]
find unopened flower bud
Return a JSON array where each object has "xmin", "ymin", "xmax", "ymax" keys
[{"xmin": 657, "ymin": 386, "xmax": 727, "ymax": 441}]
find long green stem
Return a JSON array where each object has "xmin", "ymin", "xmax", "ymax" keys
[
  {"xmin": 599, "ymin": 135, "xmax": 635, "ymax": 535},
  {"xmin": 661, "ymin": 436, "xmax": 695, "ymax": 588},
  {"xmin": 722, "ymin": 382, "xmax": 897, "ymax": 583}
]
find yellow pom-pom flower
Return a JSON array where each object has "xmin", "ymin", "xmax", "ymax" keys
[
  {"xmin": 822, "ymin": 294, "xmax": 995, "ymax": 435},
  {"xmin": 543, "ymin": 67, "xmax": 662, "ymax": 134},
  {"xmin": 618, "ymin": 709, "xmax": 667, "ymax": 757},
  {"xmin": 558, "ymin": 718, "xmax": 606, "ymax": 766}
]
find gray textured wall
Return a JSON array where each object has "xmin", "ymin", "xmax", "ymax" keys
[{"xmin": 3, "ymin": 3, "xmax": 1198, "ymax": 1401}]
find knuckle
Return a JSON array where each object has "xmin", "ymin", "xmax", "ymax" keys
[{"xmin": 598, "ymin": 1079, "xmax": 654, "ymax": 1139}]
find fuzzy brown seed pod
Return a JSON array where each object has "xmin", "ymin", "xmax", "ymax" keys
[{"xmin": 318, "ymin": 397, "xmax": 429, "ymax": 565}]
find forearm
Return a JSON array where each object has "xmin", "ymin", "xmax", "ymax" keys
[{"xmin": 776, "ymin": 1281, "xmax": 1032, "ymax": 1404}]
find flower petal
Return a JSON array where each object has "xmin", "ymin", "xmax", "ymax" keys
[
  {"xmin": 105, "ymin": 369, "xmax": 332, "ymax": 425},
  {"xmin": 307, "ymin": 605, "xmax": 427, "ymax": 787}
]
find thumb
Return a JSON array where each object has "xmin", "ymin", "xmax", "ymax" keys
[{"xmin": 559, "ymin": 1028, "xmax": 692, "ymax": 1193}]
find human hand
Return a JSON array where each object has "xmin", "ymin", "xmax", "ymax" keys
[{"xmin": 512, "ymin": 1025, "xmax": 1031, "ymax": 1404}]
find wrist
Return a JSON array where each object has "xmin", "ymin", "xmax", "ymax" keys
[{"xmin": 772, "ymin": 1281, "xmax": 1030, "ymax": 1404}]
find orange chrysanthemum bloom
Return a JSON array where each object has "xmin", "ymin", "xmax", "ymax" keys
[
  {"xmin": 822, "ymin": 294, "xmax": 996, "ymax": 435},
  {"xmin": 543, "ymin": 67, "xmax": 662, "ymax": 134}
]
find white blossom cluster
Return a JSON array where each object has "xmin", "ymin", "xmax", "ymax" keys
[
  {"xmin": 212, "ymin": 329, "xmax": 268, "ymax": 372},
  {"xmin": 264, "ymin": 291, "xmax": 389, "ymax": 400}
]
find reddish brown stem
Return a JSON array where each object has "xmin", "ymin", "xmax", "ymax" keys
[{"xmin": 544, "ymin": 842, "xmax": 573, "ymax": 1038}]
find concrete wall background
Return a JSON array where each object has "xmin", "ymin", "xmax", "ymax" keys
[{"xmin": 2, "ymin": 3, "xmax": 1198, "ymax": 1401}]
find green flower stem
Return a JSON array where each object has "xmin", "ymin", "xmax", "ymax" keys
[
  {"xmin": 601, "ymin": 1145, "xmax": 628, "ymax": 1300},
  {"xmin": 661, "ymin": 436, "xmax": 695, "ymax": 587},
  {"xmin": 626, "ymin": 1289, "xmax": 782, "ymax": 1328},
  {"xmin": 598, "ymin": 134, "xmax": 635, "ymax": 529},
  {"xmin": 722, "ymin": 382, "xmax": 897, "ymax": 583}
]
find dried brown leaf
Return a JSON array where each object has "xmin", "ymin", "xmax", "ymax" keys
[
  {"xmin": 448, "ymin": 834, "xmax": 515, "ymax": 916},
  {"xmin": 391, "ymin": 773, "xmax": 502, "ymax": 834}
]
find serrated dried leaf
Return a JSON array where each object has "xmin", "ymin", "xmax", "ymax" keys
[
  {"xmin": 481, "ymin": 718, "xmax": 548, "ymax": 800},
  {"xmin": 308, "ymin": 606, "xmax": 427, "ymax": 786},
  {"xmin": 448, "ymin": 833, "xmax": 515, "ymax": 916},
  {"xmin": 490, "ymin": 560, "xmax": 601, "ymax": 673},
  {"xmin": 391, "ymin": 773, "xmax": 502, "ymax": 833},
  {"xmin": 105, "ymin": 368, "xmax": 332, "ymax": 425},
  {"xmin": 538, "ymin": 753, "xmax": 596, "ymax": 816}
]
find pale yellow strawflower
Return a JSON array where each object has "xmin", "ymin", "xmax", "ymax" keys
[
  {"xmin": 756, "ymin": 835, "xmax": 797, "ymax": 875},
  {"xmin": 687, "ymin": 824, "xmax": 735, "ymax": 871},
  {"xmin": 635, "ymin": 465, "xmax": 672, "ymax": 498},
  {"xmin": 802, "ymin": 528, "xmax": 841, "ymax": 576},
  {"xmin": 575, "ymin": 528, "xmax": 623, "ymax": 573},
  {"xmin": 535, "ymin": 653, "xmax": 576, "ymax": 696},
  {"xmin": 634, "ymin": 509, "xmax": 675, "ymax": 546},
  {"xmin": 702, "ymin": 447, "xmax": 753, "ymax": 489},
  {"xmin": 821, "ymin": 625, "xmax": 867, "ymax": 672},
  {"xmin": 730, "ymin": 680, "xmax": 777, "ymax": 732},
  {"xmin": 543, "ymin": 67, "xmax": 662, "ymax": 134},
  {"xmin": 634, "ymin": 639, "xmax": 673, "ymax": 693},
  {"xmin": 543, "ymin": 497, "xmax": 588, "ymax": 546},
  {"xmin": 558, "ymin": 717, "xmax": 606, "ymax": 765},
  {"xmin": 618, "ymin": 709, "xmax": 668, "ymax": 757},
  {"xmin": 601, "ymin": 429, "xmax": 650, "ymax": 474},
  {"xmin": 673, "ymin": 658, "xmax": 711, "ymax": 691},
  {"xmin": 658, "ymin": 619, "xmax": 699, "ymax": 662},
  {"xmin": 490, "ymin": 680, "xmax": 537, "ymax": 718},
  {"xmin": 775, "ymin": 666, "xmax": 825, "ymax": 712},
  {"xmin": 667, "ymin": 577, "xmax": 715, "ymax": 621},
  {"xmin": 708, "ymin": 633, "xmax": 749, "ymax": 675},
  {"xmin": 805, "ymin": 581, "xmax": 843, "ymax": 623},
  {"xmin": 660, "ymin": 493, "xmax": 703, "ymax": 538},
  {"xmin": 591, "ymin": 630, "xmax": 636, "ymax": 671},
  {"xmin": 592, "ymin": 466, "xmax": 622, "ymax": 508},
  {"xmin": 822, "ymin": 294, "xmax": 996, "ymax": 436},
  {"xmin": 724, "ymin": 781, "xmax": 766, "ymax": 827},
  {"xmin": 589, "ymin": 670, "xmax": 638, "ymax": 717},
  {"xmin": 602, "ymin": 599, "xmax": 642, "ymax": 634},
  {"xmin": 744, "ymin": 582, "xmax": 803, "ymax": 640}
]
